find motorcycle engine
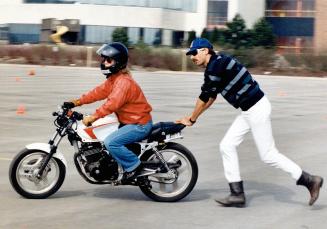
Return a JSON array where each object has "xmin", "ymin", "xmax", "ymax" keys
[{"xmin": 80, "ymin": 143, "xmax": 119, "ymax": 181}]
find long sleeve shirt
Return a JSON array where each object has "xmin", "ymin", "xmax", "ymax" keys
[
  {"xmin": 79, "ymin": 72, "xmax": 152, "ymax": 125},
  {"xmin": 200, "ymin": 54, "xmax": 264, "ymax": 111}
]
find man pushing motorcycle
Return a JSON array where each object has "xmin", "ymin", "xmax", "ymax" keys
[
  {"xmin": 65, "ymin": 42, "xmax": 153, "ymax": 180},
  {"xmin": 176, "ymin": 38, "xmax": 323, "ymax": 207}
]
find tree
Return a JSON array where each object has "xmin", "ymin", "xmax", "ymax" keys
[
  {"xmin": 201, "ymin": 28, "xmax": 210, "ymax": 40},
  {"xmin": 210, "ymin": 27, "xmax": 227, "ymax": 45},
  {"xmin": 224, "ymin": 14, "xmax": 252, "ymax": 48},
  {"xmin": 210, "ymin": 27, "xmax": 220, "ymax": 44},
  {"xmin": 252, "ymin": 18, "xmax": 276, "ymax": 48},
  {"xmin": 112, "ymin": 27, "xmax": 129, "ymax": 47},
  {"xmin": 187, "ymin": 30, "xmax": 196, "ymax": 46}
]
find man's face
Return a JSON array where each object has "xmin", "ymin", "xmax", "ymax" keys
[{"xmin": 189, "ymin": 48, "xmax": 208, "ymax": 67}]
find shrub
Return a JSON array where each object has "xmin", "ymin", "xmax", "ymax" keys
[
  {"xmin": 129, "ymin": 46, "xmax": 183, "ymax": 71},
  {"xmin": 219, "ymin": 47, "xmax": 275, "ymax": 69},
  {"xmin": 285, "ymin": 54, "xmax": 327, "ymax": 72},
  {"xmin": 252, "ymin": 18, "xmax": 276, "ymax": 48},
  {"xmin": 187, "ymin": 31, "xmax": 196, "ymax": 46},
  {"xmin": 0, "ymin": 44, "xmax": 326, "ymax": 74}
]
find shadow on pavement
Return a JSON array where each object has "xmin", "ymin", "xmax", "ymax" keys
[
  {"xmin": 242, "ymin": 180, "xmax": 326, "ymax": 208},
  {"xmin": 89, "ymin": 186, "xmax": 213, "ymax": 202}
]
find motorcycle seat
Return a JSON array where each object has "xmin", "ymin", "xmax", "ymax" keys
[{"xmin": 146, "ymin": 122, "xmax": 185, "ymax": 142}]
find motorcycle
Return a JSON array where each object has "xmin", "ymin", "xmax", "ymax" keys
[{"xmin": 9, "ymin": 103, "xmax": 198, "ymax": 202}]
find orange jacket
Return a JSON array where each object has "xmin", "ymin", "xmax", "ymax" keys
[{"xmin": 79, "ymin": 72, "xmax": 152, "ymax": 125}]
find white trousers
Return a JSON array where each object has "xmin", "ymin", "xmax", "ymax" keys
[{"xmin": 220, "ymin": 96, "xmax": 302, "ymax": 183}]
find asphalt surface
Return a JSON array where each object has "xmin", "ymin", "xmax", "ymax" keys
[{"xmin": 0, "ymin": 64, "xmax": 326, "ymax": 229}]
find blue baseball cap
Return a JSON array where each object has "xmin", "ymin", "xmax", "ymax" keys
[{"xmin": 186, "ymin": 38, "xmax": 213, "ymax": 55}]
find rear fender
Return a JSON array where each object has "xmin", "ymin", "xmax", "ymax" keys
[{"xmin": 25, "ymin": 143, "xmax": 67, "ymax": 167}]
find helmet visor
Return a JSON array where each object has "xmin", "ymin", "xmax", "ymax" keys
[
  {"xmin": 96, "ymin": 44, "xmax": 107, "ymax": 56},
  {"xmin": 96, "ymin": 44, "xmax": 119, "ymax": 58}
]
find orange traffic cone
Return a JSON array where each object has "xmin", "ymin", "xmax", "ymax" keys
[
  {"xmin": 28, "ymin": 69, "xmax": 35, "ymax": 76},
  {"xmin": 278, "ymin": 91, "xmax": 287, "ymax": 97},
  {"xmin": 16, "ymin": 105, "xmax": 26, "ymax": 115}
]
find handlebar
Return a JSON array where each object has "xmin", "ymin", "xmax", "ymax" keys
[
  {"xmin": 53, "ymin": 104, "xmax": 83, "ymax": 127},
  {"xmin": 71, "ymin": 111, "xmax": 83, "ymax": 121}
]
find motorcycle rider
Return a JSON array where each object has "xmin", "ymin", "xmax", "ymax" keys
[
  {"xmin": 65, "ymin": 42, "xmax": 153, "ymax": 180},
  {"xmin": 176, "ymin": 38, "xmax": 323, "ymax": 207}
]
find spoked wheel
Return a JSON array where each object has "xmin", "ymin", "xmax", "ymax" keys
[
  {"xmin": 139, "ymin": 142, "xmax": 198, "ymax": 202},
  {"xmin": 9, "ymin": 148, "xmax": 66, "ymax": 199}
]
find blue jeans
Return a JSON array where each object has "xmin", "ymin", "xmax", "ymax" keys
[{"xmin": 104, "ymin": 120, "xmax": 153, "ymax": 172}]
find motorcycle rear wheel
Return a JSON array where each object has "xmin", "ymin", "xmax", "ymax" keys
[
  {"xmin": 9, "ymin": 148, "xmax": 66, "ymax": 199},
  {"xmin": 139, "ymin": 142, "xmax": 198, "ymax": 202}
]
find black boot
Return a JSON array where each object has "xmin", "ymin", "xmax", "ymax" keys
[
  {"xmin": 296, "ymin": 171, "xmax": 323, "ymax": 206},
  {"xmin": 215, "ymin": 181, "xmax": 246, "ymax": 208}
]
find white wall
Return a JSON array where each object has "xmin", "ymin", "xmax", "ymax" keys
[
  {"xmin": 1, "ymin": 0, "xmax": 22, "ymax": 4},
  {"xmin": 0, "ymin": 2, "xmax": 207, "ymax": 34},
  {"xmin": 228, "ymin": 0, "xmax": 265, "ymax": 28}
]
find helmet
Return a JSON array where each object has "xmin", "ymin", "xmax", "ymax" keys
[{"xmin": 96, "ymin": 42, "xmax": 128, "ymax": 77}]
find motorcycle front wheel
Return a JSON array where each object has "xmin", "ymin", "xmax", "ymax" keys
[
  {"xmin": 139, "ymin": 142, "xmax": 198, "ymax": 202},
  {"xmin": 9, "ymin": 148, "xmax": 66, "ymax": 199}
]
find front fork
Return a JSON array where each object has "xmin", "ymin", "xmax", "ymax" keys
[{"xmin": 36, "ymin": 127, "xmax": 67, "ymax": 179}]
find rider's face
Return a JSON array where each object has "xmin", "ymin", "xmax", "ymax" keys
[
  {"xmin": 102, "ymin": 57, "xmax": 116, "ymax": 68},
  {"xmin": 190, "ymin": 48, "xmax": 208, "ymax": 67}
]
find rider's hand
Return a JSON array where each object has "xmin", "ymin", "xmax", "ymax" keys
[
  {"xmin": 63, "ymin": 102, "xmax": 75, "ymax": 109},
  {"xmin": 175, "ymin": 116, "xmax": 195, "ymax": 126},
  {"xmin": 83, "ymin": 115, "xmax": 97, "ymax": 127},
  {"xmin": 71, "ymin": 99, "xmax": 81, "ymax": 107},
  {"xmin": 63, "ymin": 99, "xmax": 80, "ymax": 109}
]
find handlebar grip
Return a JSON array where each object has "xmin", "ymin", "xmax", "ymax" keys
[
  {"xmin": 73, "ymin": 112, "xmax": 83, "ymax": 121},
  {"xmin": 62, "ymin": 102, "xmax": 75, "ymax": 109}
]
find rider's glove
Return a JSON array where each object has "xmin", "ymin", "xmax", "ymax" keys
[
  {"xmin": 83, "ymin": 115, "xmax": 97, "ymax": 127},
  {"xmin": 63, "ymin": 102, "xmax": 75, "ymax": 109},
  {"xmin": 71, "ymin": 99, "xmax": 81, "ymax": 107},
  {"xmin": 63, "ymin": 99, "xmax": 81, "ymax": 109}
]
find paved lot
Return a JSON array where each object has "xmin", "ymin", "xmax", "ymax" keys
[{"xmin": 0, "ymin": 64, "xmax": 327, "ymax": 229}]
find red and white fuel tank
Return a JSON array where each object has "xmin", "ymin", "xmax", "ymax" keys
[{"xmin": 75, "ymin": 115, "xmax": 119, "ymax": 142}]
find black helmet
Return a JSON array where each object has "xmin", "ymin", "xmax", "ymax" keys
[{"xmin": 96, "ymin": 42, "xmax": 128, "ymax": 77}]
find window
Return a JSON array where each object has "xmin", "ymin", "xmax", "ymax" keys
[
  {"xmin": 24, "ymin": 0, "xmax": 197, "ymax": 12},
  {"xmin": 265, "ymin": 0, "xmax": 315, "ymax": 17},
  {"xmin": 0, "ymin": 25, "xmax": 8, "ymax": 40},
  {"xmin": 207, "ymin": 0, "xmax": 228, "ymax": 27}
]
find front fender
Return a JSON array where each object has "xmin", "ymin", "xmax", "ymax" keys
[{"xmin": 25, "ymin": 143, "xmax": 67, "ymax": 167}]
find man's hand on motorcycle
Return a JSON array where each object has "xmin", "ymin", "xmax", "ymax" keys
[
  {"xmin": 83, "ymin": 115, "xmax": 97, "ymax": 126},
  {"xmin": 175, "ymin": 116, "xmax": 193, "ymax": 126}
]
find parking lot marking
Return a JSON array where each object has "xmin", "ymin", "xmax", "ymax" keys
[{"xmin": 0, "ymin": 157, "xmax": 12, "ymax": 161}]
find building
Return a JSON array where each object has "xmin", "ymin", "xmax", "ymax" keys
[
  {"xmin": 0, "ymin": 0, "xmax": 326, "ymax": 53},
  {"xmin": 0, "ymin": 0, "xmax": 208, "ymax": 45},
  {"xmin": 208, "ymin": 0, "xmax": 327, "ymax": 54}
]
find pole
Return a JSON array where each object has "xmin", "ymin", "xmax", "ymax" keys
[
  {"xmin": 182, "ymin": 49, "xmax": 187, "ymax": 72},
  {"xmin": 86, "ymin": 46, "xmax": 93, "ymax": 67}
]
